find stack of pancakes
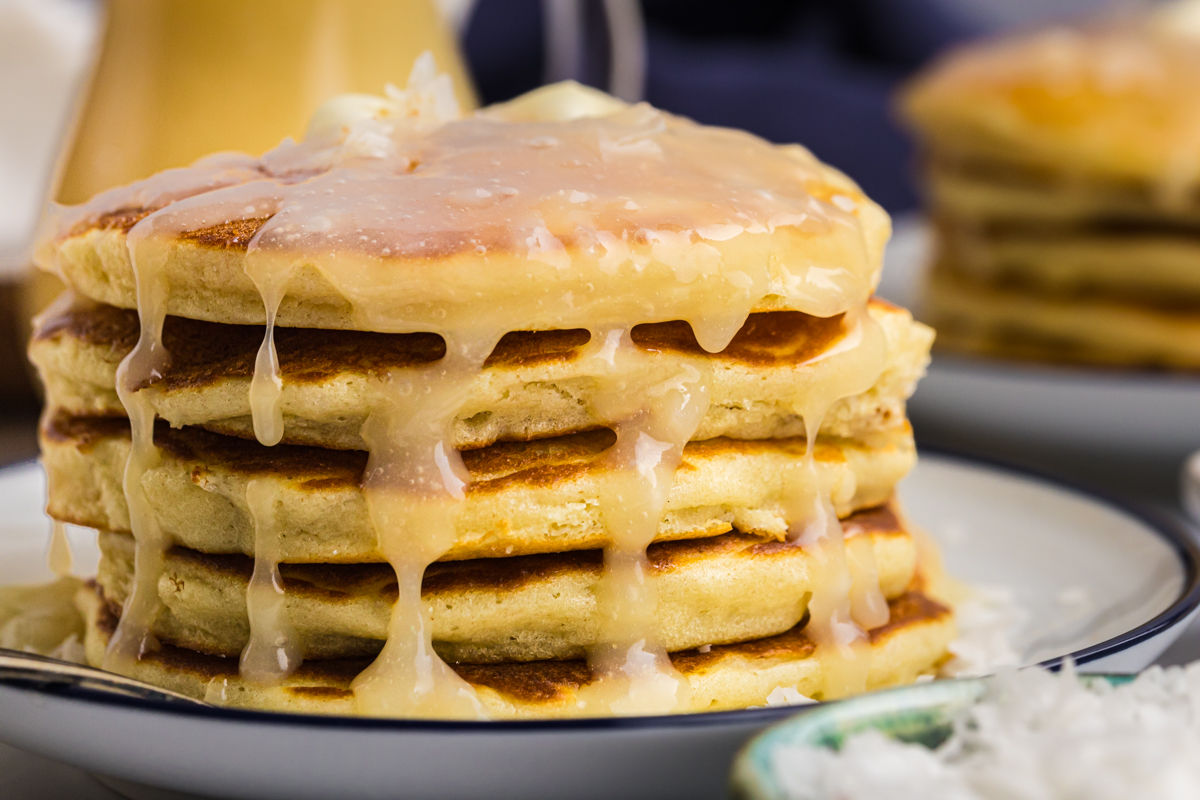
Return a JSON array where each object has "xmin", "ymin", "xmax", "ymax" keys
[
  {"xmin": 30, "ymin": 76, "xmax": 951, "ymax": 719},
  {"xmin": 902, "ymin": 16, "xmax": 1200, "ymax": 369}
]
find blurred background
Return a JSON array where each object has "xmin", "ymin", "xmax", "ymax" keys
[{"xmin": 0, "ymin": 0, "xmax": 1186, "ymax": 500}]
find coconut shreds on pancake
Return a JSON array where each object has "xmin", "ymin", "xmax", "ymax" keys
[
  {"xmin": 42, "ymin": 412, "xmax": 916, "ymax": 563},
  {"xmin": 29, "ymin": 294, "xmax": 933, "ymax": 451},
  {"xmin": 77, "ymin": 583, "xmax": 953, "ymax": 718},
  {"xmin": 94, "ymin": 503, "xmax": 918, "ymax": 663}
]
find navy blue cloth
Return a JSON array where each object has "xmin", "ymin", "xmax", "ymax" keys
[{"xmin": 462, "ymin": 0, "xmax": 982, "ymax": 212}]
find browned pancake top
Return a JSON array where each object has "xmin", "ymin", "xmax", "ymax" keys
[
  {"xmin": 868, "ymin": 592, "xmax": 951, "ymax": 643},
  {"xmin": 179, "ymin": 217, "xmax": 273, "ymax": 249},
  {"xmin": 80, "ymin": 207, "xmax": 153, "ymax": 235},
  {"xmin": 841, "ymin": 504, "xmax": 902, "ymax": 538},
  {"xmin": 35, "ymin": 296, "xmax": 858, "ymax": 393},
  {"xmin": 632, "ymin": 311, "xmax": 845, "ymax": 365}
]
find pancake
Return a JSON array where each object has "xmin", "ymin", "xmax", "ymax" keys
[
  {"xmin": 900, "ymin": 23, "xmax": 1200, "ymax": 194},
  {"xmin": 30, "ymin": 294, "xmax": 933, "ymax": 451},
  {"xmin": 923, "ymin": 158, "xmax": 1200, "ymax": 228},
  {"xmin": 94, "ymin": 503, "xmax": 918, "ymax": 663},
  {"xmin": 42, "ymin": 412, "xmax": 915, "ymax": 562},
  {"xmin": 77, "ymin": 583, "xmax": 954, "ymax": 718},
  {"xmin": 935, "ymin": 220, "xmax": 1200, "ymax": 306},
  {"xmin": 37, "ymin": 85, "xmax": 890, "ymax": 336},
  {"xmin": 924, "ymin": 264, "xmax": 1200, "ymax": 368}
]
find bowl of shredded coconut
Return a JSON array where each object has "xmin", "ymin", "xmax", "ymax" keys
[{"xmin": 731, "ymin": 662, "xmax": 1200, "ymax": 800}]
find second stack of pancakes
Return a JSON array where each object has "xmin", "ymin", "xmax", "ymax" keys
[
  {"xmin": 30, "ymin": 78, "xmax": 952, "ymax": 718},
  {"xmin": 901, "ymin": 14, "xmax": 1200, "ymax": 369}
]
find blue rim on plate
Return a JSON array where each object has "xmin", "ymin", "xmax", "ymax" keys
[{"xmin": 2, "ymin": 451, "xmax": 1198, "ymax": 732}]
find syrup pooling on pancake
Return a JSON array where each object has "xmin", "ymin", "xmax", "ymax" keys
[{"xmin": 38, "ymin": 80, "xmax": 885, "ymax": 334}]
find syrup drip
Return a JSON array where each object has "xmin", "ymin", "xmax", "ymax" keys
[
  {"xmin": 789, "ymin": 490, "xmax": 872, "ymax": 699},
  {"xmin": 239, "ymin": 478, "xmax": 301, "ymax": 684},
  {"xmin": 245, "ymin": 254, "xmax": 295, "ymax": 447},
  {"xmin": 47, "ymin": 521, "xmax": 72, "ymax": 578},
  {"xmin": 578, "ymin": 330, "xmax": 713, "ymax": 715},
  {"xmin": 204, "ymin": 677, "xmax": 230, "ymax": 705},
  {"xmin": 240, "ymin": 235, "xmax": 304, "ymax": 684},
  {"xmin": 845, "ymin": 532, "xmax": 890, "ymax": 630},
  {"xmin": 780, "ymin": 305, "xmax": 890, "ymax": 701},
  {"xmin": 105, "ymin": 224, "xmax": 172, "ymax": 675},
  {"xmin": 349, "ymin": 333, "xmax": 501, "ymax": 719}
]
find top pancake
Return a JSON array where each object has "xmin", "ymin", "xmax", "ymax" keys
[
  {"xmin": 901, "ymin": 17, "xmax": 1200, "ymax": 195},
  {"xmin": 35, "ymin": 83, "xmax": 890, "ymax": 337}
]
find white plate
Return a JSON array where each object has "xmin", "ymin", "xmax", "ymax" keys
[
  {"xmin": 879, "ymin": 217, "xmax": 1200, "ymax": 466},
  {"xmin": 0, "ymin": 456, "xmax": 1197, "ymax": 800}
]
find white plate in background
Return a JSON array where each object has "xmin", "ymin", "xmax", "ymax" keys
[
  {"xmin": 880, "ymin": 217, "xmax": 1200, "ymax": 466},
  {"xmin": 0, "ymin": 456, "xmax": 1196, "ymax": 800}
]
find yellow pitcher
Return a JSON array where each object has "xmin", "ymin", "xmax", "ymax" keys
[{"xmin": 22, "ymin": 0, "xmax": 476, "ymax": 344}]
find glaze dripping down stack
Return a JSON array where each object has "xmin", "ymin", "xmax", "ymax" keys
[{"xmin": 30, "ymin": 74, "xmax": 952, "ymax": 719}]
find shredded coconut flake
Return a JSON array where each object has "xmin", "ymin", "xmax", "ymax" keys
[
  {"xmin": 770, "ymin": 662, "xmax": 1200, "ymax": 800},
  {"xmin": 940, "ymin": 585, "xmax": 1026, "ymax": 678},
  {"xmin": 764, "ymin": 686, "xmax": 818, "ymax": 707}
]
